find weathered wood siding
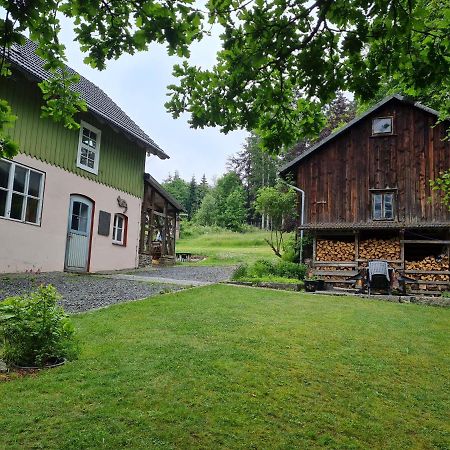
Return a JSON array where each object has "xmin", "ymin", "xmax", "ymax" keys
[
  {"xmin": 296, "ymin": 99, "xmax": 450, "ymax": 226},
  {"xmin": 1, "ymin": 72, "xmax": 146, "ymax": 198}
]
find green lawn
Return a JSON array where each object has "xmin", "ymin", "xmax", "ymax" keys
[
  {"xmin": 1, "ymin": 285, "xmax": 449, "ymax": 449},
  {"xmin": 177, "ymin": 229, "xmax": 279, "ymax": 265}
]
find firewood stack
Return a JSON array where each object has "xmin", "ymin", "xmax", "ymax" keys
[
  {"xmin": 358, "ymin": 238, "xmax": 401, "ymax": 260},
  {"xmin": 405, "ymin": 256, "xmax": 449, "ymax": 281},
  {"xmin": 316, "ymin": 240, "xmax": 355, "ymax": 261}
]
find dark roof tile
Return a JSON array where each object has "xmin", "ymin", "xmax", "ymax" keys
[{"xmin": 8, "ymin": 39, "xmax": 169, "ymax": 160}]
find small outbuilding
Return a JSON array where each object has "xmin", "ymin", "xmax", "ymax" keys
[{"xmin": 139, "ymin": 173, "xmax": 185, "ymax": 265}]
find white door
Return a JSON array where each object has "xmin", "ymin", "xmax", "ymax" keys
[{"xmin": 65, "ymin": 195, "xmax": 93, "ymax": 272}]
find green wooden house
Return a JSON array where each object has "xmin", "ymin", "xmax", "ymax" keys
[{"xmin": 0, "ymin": 39, "xmax": 169, "ymax": 273}]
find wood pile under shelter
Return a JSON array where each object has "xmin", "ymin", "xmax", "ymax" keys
[
  {"xmin": 311, "ymin": 230, "xmax": 450, "ymax": 292},
  {"xmin": 139, "ymin": 174, "xmax": 185, "ymax": 266}
]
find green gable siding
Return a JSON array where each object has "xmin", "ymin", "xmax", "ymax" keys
[{"xmin": 1, "ymin": 72, "xmax": 146, "ymax": 198}]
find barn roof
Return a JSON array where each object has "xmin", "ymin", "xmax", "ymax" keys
[
  {"xmin": 144, "ymin": 173, "xmax": 185, "ymax": 212},
  {"xmin": 279, "ymin": 94, "xmax": 440, "ymax": 176},
  {"xmin": 8, "ymin": 39, "xmax": 169, "ymax": 160}
]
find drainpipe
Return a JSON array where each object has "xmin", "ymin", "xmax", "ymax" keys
[{"xmin": 282, "ymin": 181, "xmax": 305, "ymax": 263}]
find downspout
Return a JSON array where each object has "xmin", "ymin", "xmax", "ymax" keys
[{"xmin": 282, "ymin": 181, "xmax": 305, "ymax": 263}]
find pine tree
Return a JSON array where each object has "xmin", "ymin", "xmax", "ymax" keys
[
  {"xmin": 228, "ymin": 133, "xmax": 279, "ymax": 225},
  {"xmin": 197, "ymin": 174, "xmax": 209, "ymax": 205},
  {"xmin": 186, "ymin": 176, "xmax": 199, "ymax": 220}
]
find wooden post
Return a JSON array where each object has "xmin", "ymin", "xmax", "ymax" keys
[
  {"xmin": 399, "ymin": 229, "xmax": 405, "ymax": 271},
  {"xmin": 447, "ymin": 229, "xmax": 450, "ymax": 285},
  {"xmin": 171, "ymin": 212, "xmax": 177, "ymax": 255},
  {"xmin": 354, "ymin": 231, "xmax": 360, "ymax": 271},
  {"xmin": 312, "ymin": 233, "xmax": 317, "ymax": 268},
  {"xmin": 146, "ymin": 189, "xmax": 155, "ymax": 254},
  {"xmin": 162, "ymin": 200, "xmax": 168, "ymax": 256}
]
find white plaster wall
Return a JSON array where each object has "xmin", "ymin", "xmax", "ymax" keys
[{"xmin": 0, "ymin": 154, "xmax": 142, "ymax": 273}]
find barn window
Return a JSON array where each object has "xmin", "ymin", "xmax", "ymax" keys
[
  {"xmin": 372, "ymin": 117, "xmax": 393, "ymax": 135},
  {"xmin": 372, "ymin": 192, "xmax": 394, "ymax": 220},
  {"xmin": 77, "ymin": 121, "xmax": 101, "ymax": 175},
  {"xmin": 0, "ymin": 158, "xmax": 45, "ymax": 225}
]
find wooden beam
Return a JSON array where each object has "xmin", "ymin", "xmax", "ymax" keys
[
  {"xmin": 146, "ymin": 189, "xmax": 155, "ymax": 252},
  {"xmin": 399, "ymin": 229, "xmax": 405, "ymax": 271},
  {"xmin": 405, "ymin": 270, "xmax": 450, "ymax": 275},
  {"xmin": 356, "ymin": 259, "xmax": 403, "ymax": 263},
  {"xmin": 139, "ymin": 210, "xmax": 146, "ymax": 253},
  {"xmin": 313, "ymin": 270, "xmax": 359, "ymax": 277},
  {"xmin": 162, "ymin": 200, "xmax": 168, "ymax": 255},
  {"xmin": 151, "ymin": 210, "xmax": 167, "ymax": 218},
  {"xmin": 312, "ymin": 234, "xmax": 317, "ymax": 266},
  {"xmin": 401, "ymin": 239, "xmax": 450, "ymax": 244}
]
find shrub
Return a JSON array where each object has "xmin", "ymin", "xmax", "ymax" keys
[
  {"xmin": 231, "ymin": 264, "xmax": 249, "ymax": 280},
  {"xmin": 232, "ymin": 259, "xmax": 307, "ymax": 281},
  {"xmin": 0, "ymin": 285, "xmax": 79, "ymax": 367},
  {"xmin": 274, "ymin": 261, "xmax": 308, "ymax": 280},
  {"xmin": 281, "ymin": 233, "xmax": 313, "ymax": 262},
  {"xmin": 249, "ymin": 259, "xmax": 275, "ymax": 278}
]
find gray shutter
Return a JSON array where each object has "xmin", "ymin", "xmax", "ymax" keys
[{"xmin": 98, "ymin": 211, "xmax": 111, "ymax": 236}]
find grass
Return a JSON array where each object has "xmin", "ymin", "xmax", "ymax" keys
[
  {"xmin": 1, "ymin": 285, "xmax": 449, "ymax": 449},
  {"xmin": 177, "ymin": 229, "xmax": 281, "ymax": 265}
]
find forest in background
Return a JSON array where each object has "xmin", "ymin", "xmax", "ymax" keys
[{"xmin": 162, "ymin": 93, "xmax": 357, "ymax": 232}]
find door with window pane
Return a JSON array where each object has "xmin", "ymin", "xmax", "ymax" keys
[{"xmin": 65, "ymin": 195, "xmax": 93, "ymax": 272}]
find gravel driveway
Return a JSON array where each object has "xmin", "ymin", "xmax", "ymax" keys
[{"xmin": 0, "ymin": 273, "xmax": 182, "ymax": 313}]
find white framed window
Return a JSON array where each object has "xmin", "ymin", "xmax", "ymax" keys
[
  {"xmin": 0, "ymin": 159, "xmax": 45, "ymax": 225},
  {"xmin": 77, "ymin": 121, "xmax": 101, "ymax": 175},
  {"xmin": 372, "ymin": 117, "xmax": 393, "ymax": 135},
  {"xmin": 372, "ymin": 192, "xmax": 394, "ymax": 220},
  {"xmin": 112, "ymin": 213, "xmax": 127, "ymax": 245}
]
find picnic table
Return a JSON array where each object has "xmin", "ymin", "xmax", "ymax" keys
[{"xmin": 176, "ymin": 252, "xmax": 192, "ymax": 262}]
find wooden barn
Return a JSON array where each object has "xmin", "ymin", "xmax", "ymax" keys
[
  {"xmin": 139, "ymin": 173, "xmax": 185, "ymax": 266},
  {"xmin": 280, "ymin": 94, "xmax": 450, "ymax": 293}
]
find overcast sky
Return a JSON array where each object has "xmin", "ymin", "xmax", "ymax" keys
[{"xmin": 55, "ymin": 19, "xmax": 248, "ymax": 183}]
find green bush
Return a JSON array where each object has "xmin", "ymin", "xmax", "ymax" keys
[
  {"xmin": 0, "ymin": 285, "xmax": 79, "ymax": 367},
  {"xmin": 232, "ymin": 259, "xmax": 307, "ymax": 281},
  {"xmin": 249, "ymin": 259, "xmax": 275, "ymax": 278},
  {"xmin": 231, "ymin": 264, "xmax": 249, "ymax": 280},
  {"xmin": 274, "ymin": 261, "xmax": 307, "ymax": 279}
]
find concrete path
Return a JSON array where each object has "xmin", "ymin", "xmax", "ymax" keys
[
  {"xmin": 102, "ymin": 265, "xmax": 236, "ymax": 286},
  {"xmin": 102, "ymin": 273, "xmax": 210, "ymax": 287}
]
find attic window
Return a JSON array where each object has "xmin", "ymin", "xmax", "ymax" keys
[
  {"xmin": 372, "ymin": 117, "xmax": 393, "ymax": 135},
  {"xmin": 372, "ymin": 191, "xmax": 394, "ymax": 220},
  {"xmin": 77, "ymin": 121, "xmax": 101, "ymax": 175}
]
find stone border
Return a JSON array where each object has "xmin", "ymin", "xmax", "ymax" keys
[{"xmin": 224, "ymin": 281, "xmax": 303, "ymax": 291}]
